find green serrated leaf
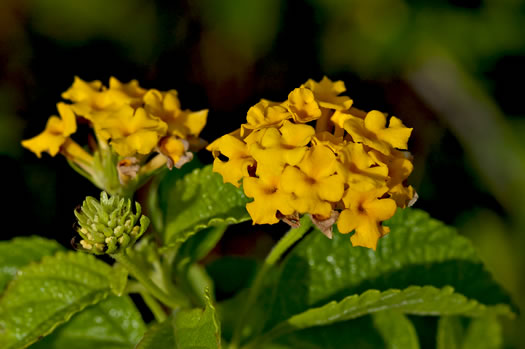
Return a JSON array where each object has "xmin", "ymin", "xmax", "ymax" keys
[
  {"xmin": 31, "ymin": 295, "xmax": 146, "ymax": 349},
  {"xmin": 437, "ymin": 316, "xmax": 502, "ymax": 349},
  {"xmin": 260, "ymin": 286, "xmax": 512, "ymax": 344},
  {"xmin": 173, "ymin": 291, "xmax": 221, "ymax": 349},
  {"xmin": 135, "ymin": 318, "xmax": 175, "ymax": 349},
  {"xmin": 185, "ymin": 264, "xmax": 215, "ymax": 307},
  {"xmin": 264, "ymin": 208, "xmax": 514, "ymax": 328},
  {"xmin": 147, "ymin": 158, "xmax": 203, "ymax": 234},
  {"xmin": 109, "ymin": 263, "xmax": 129, "ymax": 297},
  {"xmin": 273, "ymin": 314, "xmax": 410, "ymax": 349},
  {"xmin": 153, "ymin": 164, "xmax": 250, "ymax": 247},
  {"xmin": 175, "ymin": 224, "xmax": 228, "ymax": 272},
  {"xmin": 0, "ymin": 251, "xmax": 112, "ymax": 349},
  {"xmin": 137, "ymin": 291, "xmax": 221, "ymax": 349},
  {"xmin": 0, "ymin": 236, "xmax": 63, "ymax": 292}
]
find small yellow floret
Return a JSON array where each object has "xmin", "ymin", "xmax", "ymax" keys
[
  {"xmin": 207, "ymin": 134, "xmax": 255, "ymax": 187},
  {"xmin": 21, "ymin": 103, "xmax": 77, "ymax": 157},
  {"xmin": 343, "ymin": 111, "xmax": 412, "ymax": 155},
  {"xmin": 287, "ymin": 87, "xmax": 322, "ymax": 123},
  {"xmin": 241, "ymin": 99, "xmax": 291, "ymax": 136},
  {"xmin": 97, "ymin": 106, "xmax": 167, "ymax": 156},
  {"xmin": 337, "ymin": 187, "xmax": 397, "ymax": 250},
  {"xmin": 281, "ymin": 144, "xmax": 344, "ymax": 219},
  {"xmin": 304, "ymin": 76, "xmax": 353, "ymax": 110}
]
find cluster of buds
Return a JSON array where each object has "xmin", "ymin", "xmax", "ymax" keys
[
  {"xmin": 74, "ymin": 192, "xmax": 150, "ymax": 255},
  {"xmin": 208, "ymin": 77, "xmax": 415, "ymax": 250},
  {"xmin": 22, "ymin": 77, "xmax": 207, "ymax": 196}
]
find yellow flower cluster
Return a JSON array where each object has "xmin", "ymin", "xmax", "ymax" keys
[
  {"xmin": 208, "ymin": 77, "xmax": 414, "ymax": 250},
  {"xmin": 22, "ymin": 77, "xmax": 207, "ymax": 192}
]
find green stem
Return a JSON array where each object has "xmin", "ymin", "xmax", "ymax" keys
[
  {"xmin": 229, "ymin": 217, "xmax": 312, "ymax": 349},
  {"xmin": 113, "ymin": 252, "xmax": 188, "ymax": 310},
  {"xmin": 140, "ymin": 291, "xmax": 168, "ymax": 323}
]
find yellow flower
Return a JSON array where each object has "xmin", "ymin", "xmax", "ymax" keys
[
  {"xmin": 208, "ymin": 76, "xmax": 415, "ymax": 250},
  {"xmin": 207, "ymin": 134, "xmax": 255, "ymax": 187},
  {"xmin": 337, "ymin": 186, "xmax": 397, "ymax": 250},
  {"xmin": 248, "ymin": 120, "xmax": 315, "ymax": 174},
  {"xmin": 243, "ymin": 165, "xmax": 295, "ymax": 224},
  {"xmin": 286, "ymin": 86, "xmax": 322, "ymax": 123},
  {"xmin": 96, "ymin": 106, "xmax": 167, "ymax": 157},
  {"xmin": 241, "ymin": 99, "xmax": 291, "ymax": 136},
  {"xmin": 62, "ymin": 77, "xmax": 147, "ymax": 121},
  {"xmin": 144, "ymin": 89, "xmax": 208, "ymax": 139},
  {"xmin": 337, "ymin": 142, "xmax": 388, "ymax": 187},
  {"xmin": 21, "ymin": 102, "xmax": 77, "ymax": 157},
  {"xmin": 281, "ymin": 144, "xmax": 344, "ymax": 219},
  {"xmin": 107, "ymin": 77, "xmax": 147, "ymax": 108},
  {"xmin": 342, "ymin": 110, "xmax": 412, "ymax": 155},
  {"xmin": 311, "ymin": 132, "xmax": 345, "ymax": 152},
  {"xmin": 62, "ymin": 139, "xmax": 94, "ymax": 165},
  {"xmin": 158, "ymin": 136, "xmax": 193, "ymax": 169},
  {"xmin": 303, "ymin": 76, "xmax": 353, "ymax": 110},
  {"xmin": 369, "ymin": 149, "xmax": 415, "ymax": 207},
  {"xmin": 61, "ymin": 76, "xmax": 104, "ymax": 105}
]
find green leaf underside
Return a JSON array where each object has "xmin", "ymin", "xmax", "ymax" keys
[
  {"xmin": 137, "ymin": 291, "xmax": 220, "ymax": 349},
  {"xmin": 264, "ymin": 286, "xmax": 512, "ymax": 342},
  {"xmin": 0, "ymin": 252, "xmax": 112, "ymax": 349},
  {"xmin": 173, "ymin": 291, "xmax": 221, "ymax": 349},
  {"xmin": 135, "ymin": 318, "xmax": 175, "ymax": 349},
  {"xmin": 437, "ymin": 316, "xmax": 502, "ymax": 349},
  {"xmin": 175, "ymin": 224, "xmax": 228, "ymax": 272},
  {"xmin": 31, "ymin": 295, "xmax": 146, "ymax": 349},
  {"xmin": 158, "ymin": 165, "xmax": 251, "ymax": 247},
  {"xmin": 148, "ymin": 157, "xmax": 203, "ymax": 233},
  {"xmin": 263, "ymin": 208, "xmax": 514, "ymax": 330},
  {"xmin": 275, "ymin": 311, "xmax": 419, "ymax": 349},
  {"xmin": 0, "ymin": 236, "xmax": 64, "ymax": 292}
]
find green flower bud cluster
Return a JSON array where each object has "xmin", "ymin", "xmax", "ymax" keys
[{"xmin": 74, "ymin": 191, "xmax": 150, "ymax": 254}]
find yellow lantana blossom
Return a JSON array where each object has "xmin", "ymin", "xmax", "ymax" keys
[
  {"xmin": 208, "ymin": 76, "xmax": 415, "ymax": 249},
  {"xmin": 158, "ymin": 136, "xmax": 193, "ymax": 169},
  {"xmin": 248, "ymin": 120, "xmax": 315, "ymax": 173},
  {"xmin": 338, "ymin": 186, "xmax": 397, "ymax": 250},
  {"xmin": 341, "ymin": 110, "xmax": 412, "ymax": 155},
  {"xmin": 24, "ymin": 76, "xmax": 208, "ymax": 195},
  {"xmin": 369, "ymin": 149, "xmax": 415, "ymax": 207},
  {"xmin": 208, "ymin": 133, "xmax": 255, "ymax": 187},
  {"xmin": 336, "ymin": 142, "xmax": 388, "ymax": 188},
  {"xmin": 303, "ymin": 76, "xmax": 353, "ymax": 111},
  {"xmin": 281, "ymin": 144, "xmax": 344, "ymax": 219},
  {"xmin": 21, "ymin": 102, "xmax": 77, "ymax": 157},
  {"xmin": 96, "ymin": 106, "xmax": 167, "ymax": 157},
  {"xmin": 243, "ymin": 165, "xmax": 295, "ymax": 225},
  {"xmin": 143, "ymin": 89, "xmax": 208, "ymax": 140},
  {"xmin": 287, "ymin": 86, "xmax": 322, "ymax": 123},
  {"xmin": 241, "ymin": 99, "xmax": 291, "ymax": 136}
]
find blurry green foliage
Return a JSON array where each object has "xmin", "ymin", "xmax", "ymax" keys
[
  {"xmin": 28, "ymin": 0, "xmax": 158, "ymax": 62},
  {"xmin": 309, "ymin": 0, "xmax": 525, "ymax": 77},
  {"xmin": 197, "ymin": 0, "xmax": 283, "ymax": 60}
]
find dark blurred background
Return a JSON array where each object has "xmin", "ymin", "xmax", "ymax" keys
[{"xmin": 1, "ymin": 0, "xmax": 524, "ymax": 347}]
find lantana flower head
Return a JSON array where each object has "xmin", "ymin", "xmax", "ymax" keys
[
  {"xmin": 208, "ymin": 76, "xmax": 415, "ymax": 250},
  {"xmin": 22, "ymin": 77, "xmax": 208, "ymax": 196}
]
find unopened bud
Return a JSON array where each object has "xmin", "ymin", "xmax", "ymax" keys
[{"xmin": 74, "ymin": 191, "xmax": 150, "ymax": 254}]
